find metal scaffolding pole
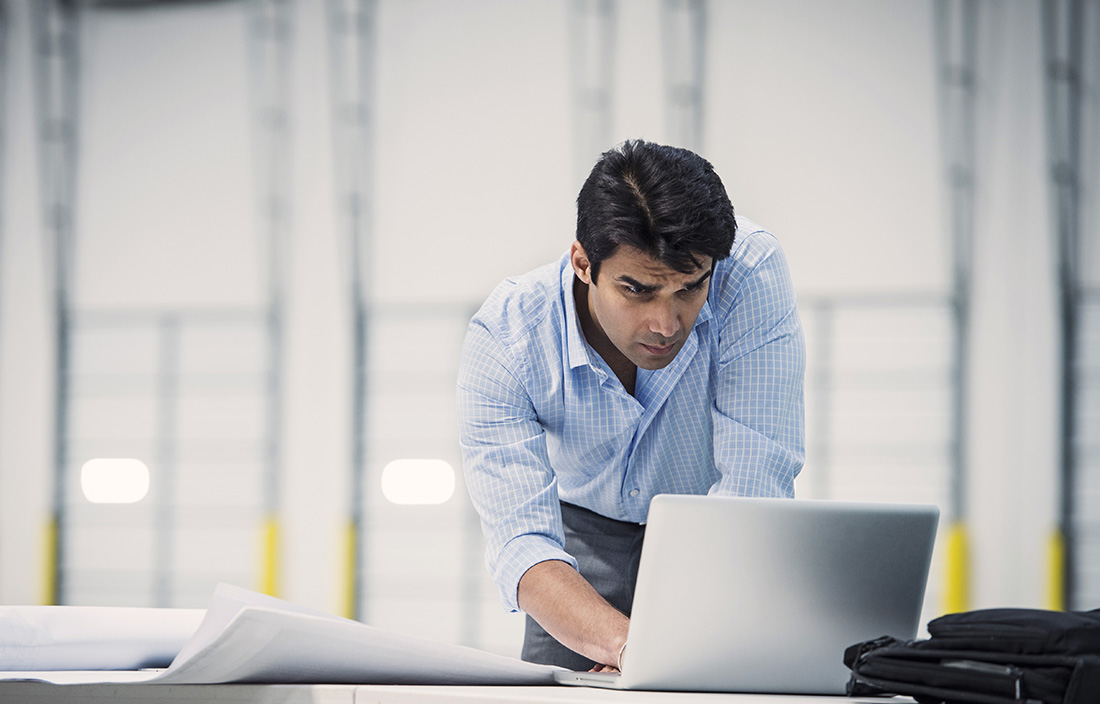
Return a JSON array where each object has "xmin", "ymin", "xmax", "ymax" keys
[
  {"xmin": 248, "ymin": 0, "xmax": 293, "ymax": 599},
  {"xmin": 327, "ymin": 0, "xmax": 377, "ymax": 622},
  {"xmin": 31, "ymin": 0, "xmax": 80, "ymax": 606},
  {"xmin": 659, "ymin": 0, "xmax": 705, "ymax": 152},
  {"xmin": 933, "ymin": 0, "xmax": 977, "ymax": 614},
  {"xmin": 0, "ymin": 0, "xmax": 8, "ymax": 392},
  {"xmin": 569, "ymin": 0, "xmax": 615, "ymax": 185},
  {"xmin": 805, "ymin": 302, "xmax": 835, "ymax": 499},
  {"xmin": 152, "ymin": 315, "xmax": 179, "ymax": 606},
  {"xmin": 28, "ymin": 0, "xmax": 293, "ymax": 607},
  {"xmin": 1042, "ymin": 0, "xmax": 1084, "ymax": 611}
]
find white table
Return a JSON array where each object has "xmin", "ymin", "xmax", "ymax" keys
[{"xmin": 0, "ymin": 682, "xmax": 917, "ymax": 704}]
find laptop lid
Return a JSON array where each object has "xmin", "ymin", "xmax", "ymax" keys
[{"xmin": 609, "ymin": 495, "xmax": 939, "ymax": 693}]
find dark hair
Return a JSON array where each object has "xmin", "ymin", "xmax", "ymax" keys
[{"xmin": 576, "ymin": 140, "xmax": 737, "ymax": 281}]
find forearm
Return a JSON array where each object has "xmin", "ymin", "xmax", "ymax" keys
[{"xmin": 517, "ymin": 559, "xmax": 629, "ymax": 669}]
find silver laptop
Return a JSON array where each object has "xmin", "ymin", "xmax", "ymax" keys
[{"xmin": 555, "ymin": 494, "xmax": 939, "ymax": 693}]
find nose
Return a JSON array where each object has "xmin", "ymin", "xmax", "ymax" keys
[{"xmin": 648, "ymin": 303, "xmax": 681, "ymax": 339}]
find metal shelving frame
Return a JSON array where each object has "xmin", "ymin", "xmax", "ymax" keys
[
  {"xmin": 1043, "ymin": 0, "xmax": 1088, "ymax": 610},
  {"xmin": 933, "ymin": 0, "xmax": 977, "ymax": 614},
  {"xmin": 33, "ymin": 0, "xmax": 289, "ymax": 606},
  {"xmin": 660, "ymin": 0, "xmax": 704, "ymax": 152},
  {"xmin": 569, "ymin": 0, "xmax": 615, "ymax": 186},
  {"xmin": 326, "ymin": 0, "xmax": 376, "ymax": 622}
]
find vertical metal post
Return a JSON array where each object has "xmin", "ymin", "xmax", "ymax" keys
[
  {"xmin": 660, "ymin": 0, "xmax": 705, "ymax": 152},
  {"xmin": 1042, "ymin": 0, "xmax": 1083, "ymax": 611},
  {"xmin": 933, "ymin": 0, "xmax": 977, "ymax": 614},
  {"xmin": 569, "ymin": 0, "xmax": 615, "ymax": 185},
  {"xmin": 153, "ymin": 315, "xmax": 180, "ymax": 607},
  {"xmin": 327, "ymin": 0, "xmax": 377, "ymax": 621},
  {"xmin": 0, "ymin": 0, "xmax": 8, "ymax": 390},
  {"xmin": 459, "ymin": 303, "xmax": 485, "ymax": 647},
  {"xmin": 31, "ymin": 0, "xmax": 80, "ymax": 606},
  {"xmin": 459, "ymin": 479, "xmax": 483, "ymax": 647},
  {"xmin": 248, "ymin": 0, "xmax": 292, "ymax": 598},
  {"xmin": 808, "ymin": 303, "xmax": 834, "ymax": 500}
]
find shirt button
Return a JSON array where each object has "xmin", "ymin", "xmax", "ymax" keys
[{"xmin": 629, "ymin": 489, "xmax": 640, "ymax": 498}]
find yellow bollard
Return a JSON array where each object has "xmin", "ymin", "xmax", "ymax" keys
[
  {"xmin": 1047, "ymin": 530, "xmax": 1065, "ymax": 612},
  {"xmin": 261, "ymin": 515, "xmax": 281, "ymax": 597},
  {"xmin": 42, "ymin": 516, "xmax": 59, "ymax": 605},
  {"xmin": 944, "ymin": 521, "xmax": 970, "ymax": 614},
  {"xmin": 344, "ymin": 520, "xmax": 358, "ymax": 620}
]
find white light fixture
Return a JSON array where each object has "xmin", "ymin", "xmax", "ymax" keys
[
  {"xmin": 380, "ymin": 459, "xmax": 455, "ymax": 505},
  {"xmin": 81, "ymin": 458, "xmax": 150, "ymax": 504}
]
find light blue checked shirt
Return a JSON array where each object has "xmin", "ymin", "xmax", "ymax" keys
[{"xmin": 457, "ymin": 217, "xmax": 805, "ymax": 611}]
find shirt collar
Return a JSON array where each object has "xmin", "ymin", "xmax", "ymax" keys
[
  {"xmin": 561, "ymin": 253, "xmax": 592, "ymax": 370},
  {"xmin": 695, "ymin": 296, "xmax": 714, "ymax": 329}
]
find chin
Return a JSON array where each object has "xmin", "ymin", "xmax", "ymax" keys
[{"xmin": 635, "ymin": 356, "xmax": 677, "ymax": 371}]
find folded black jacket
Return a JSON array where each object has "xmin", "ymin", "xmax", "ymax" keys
[{"xmin": 844, "ymin": 608, "xmax": 1100, "ymax": 704}]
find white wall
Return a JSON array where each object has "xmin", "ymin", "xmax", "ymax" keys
[{"xmin": 0, "ymin": 0, "xmax": 1089, "ymax": 647}]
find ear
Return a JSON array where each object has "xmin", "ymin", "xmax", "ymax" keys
[{"xmin": 570, "ymin": 241, "xmax": 593, "ymax": 285}]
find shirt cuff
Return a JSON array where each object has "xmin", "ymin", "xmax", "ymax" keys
[{"xmin": 495, "ymin": 534, "xmax": 579, "ymax": 613}]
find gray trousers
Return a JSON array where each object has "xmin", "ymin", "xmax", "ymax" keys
[{"xmin": 520, "ymin": 502, "xmax": 647, "ymax": 670}]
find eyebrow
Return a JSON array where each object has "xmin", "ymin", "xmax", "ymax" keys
[
  {"xmin": 618, "ymin": 269, "xmax": 713, "ymax": 293},
  {"xmin": 686, "ymin": 270, "xmax": 713, "ymax": 289}
]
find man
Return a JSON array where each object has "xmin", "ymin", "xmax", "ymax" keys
[{"xmin": 457, "ymin": 140, "xmax": 805, "ymax": 672}]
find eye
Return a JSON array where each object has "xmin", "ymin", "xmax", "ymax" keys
[{"xmin": 683, "ymin": 275, "xmax": 711, "ymax": 295}]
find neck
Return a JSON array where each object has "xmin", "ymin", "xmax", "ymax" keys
[{"xmin": 573, "ymin": 276, "xmax": 637, "ymax": 395}]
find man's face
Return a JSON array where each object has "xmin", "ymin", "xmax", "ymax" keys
[{"xmin": 571, "ymin": 242, "xmax": 713, "ymax": 371}]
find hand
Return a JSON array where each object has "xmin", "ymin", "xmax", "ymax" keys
[
  {"xmin": 518, "ymin": 560, "xmax": 629, "ymax": 669},
  {"xmin": 591, "ymin": 639, "xmax": 626, "ymax": 673}
]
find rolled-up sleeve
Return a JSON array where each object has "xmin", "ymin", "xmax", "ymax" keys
[
  {"xmin": 457, "ymin": 318, "xmax": 578, "ymax": 612},
  {"xmin": 709, "ymin": 234, "xmax": 806, "ymax": 498}
]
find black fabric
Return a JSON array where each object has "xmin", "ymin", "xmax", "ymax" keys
[
  {"xmin": 520, "ymin": 502, "xmax": 646, "ymax": 670},
  {"xmin": 845, "ymin": 608, "xmax": 1100, "ymax": 704},
  {"xmin": 925, "ymin": 609, "xmax": 1100, "ymax": 655}
]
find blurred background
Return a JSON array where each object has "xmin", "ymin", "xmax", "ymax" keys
[{"xmin": 0, "ymin": 0, "xmax": 1098, "ymax": 657}]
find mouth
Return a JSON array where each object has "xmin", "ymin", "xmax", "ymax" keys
[{"xmin": 641, "ymin": 341, "xmax": 677, "ymax": 356}]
